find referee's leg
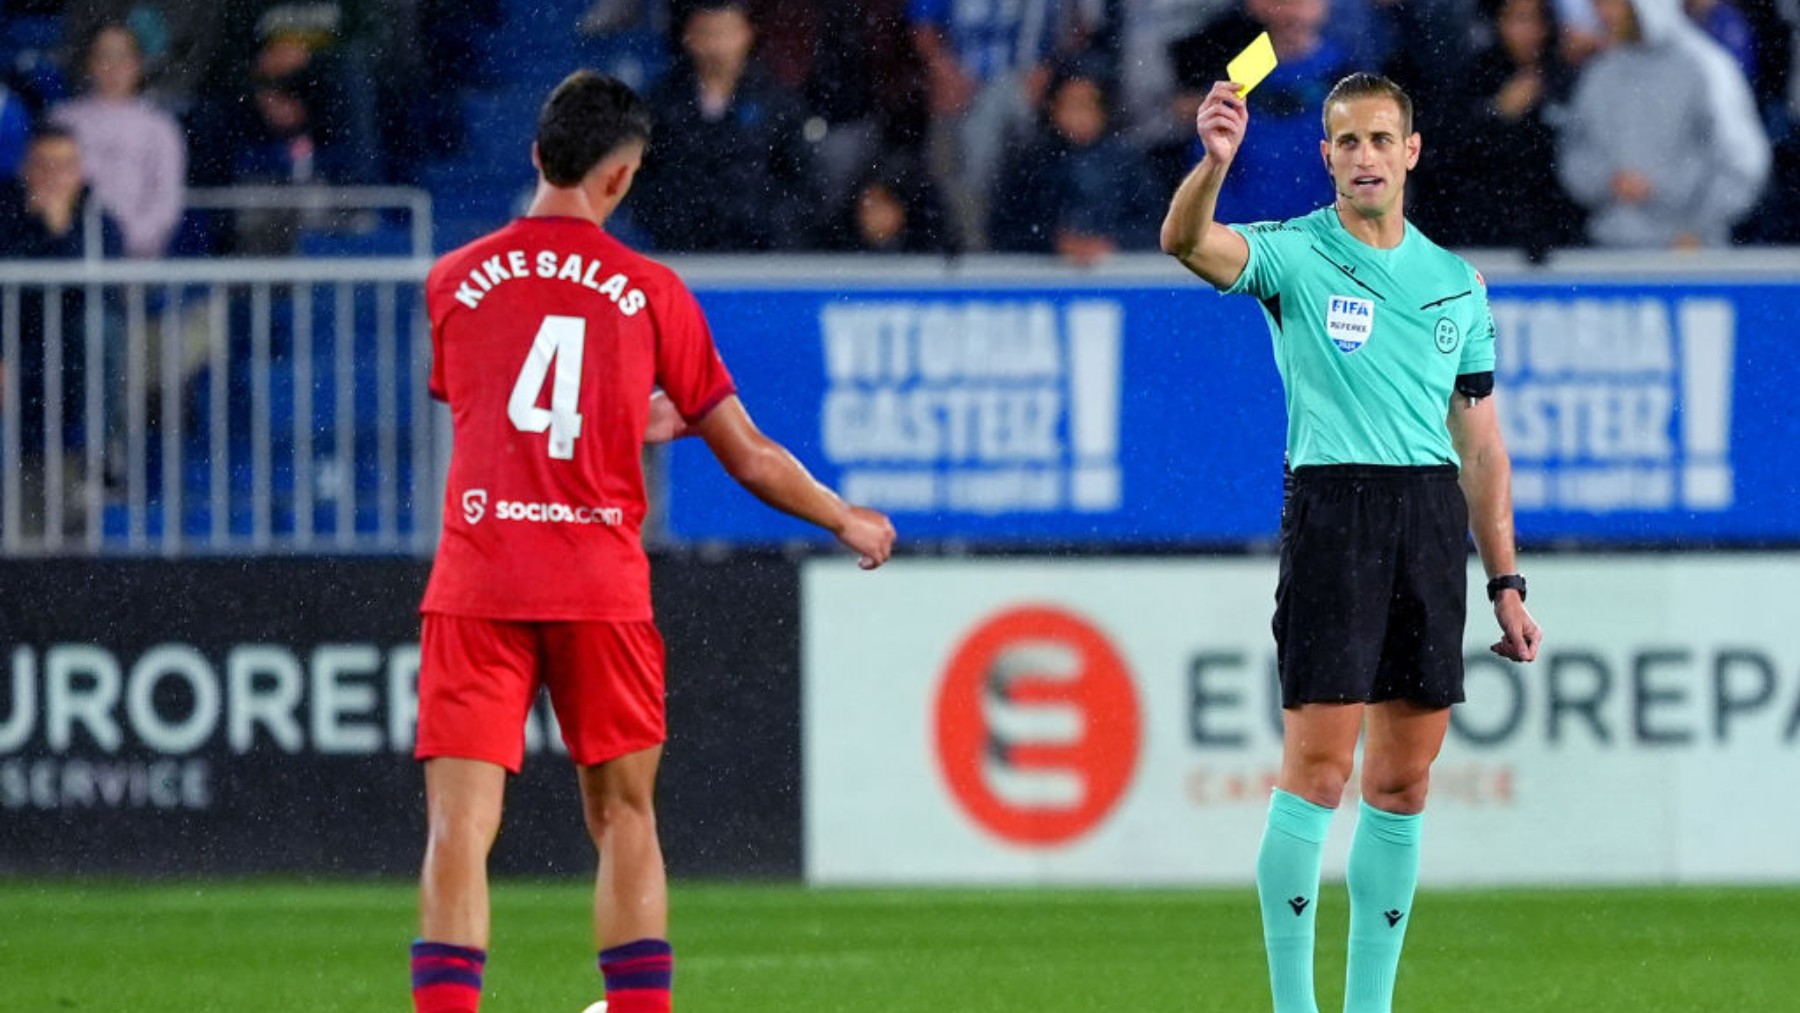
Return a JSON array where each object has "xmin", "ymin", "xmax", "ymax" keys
[
  {"xmin": 1343, "ymin": 701, "xmax": 1451, "ymax": 1013},
  {"xmin": 1259, "ymin": 704, "xmax": 1363, "ymax": 1013}
]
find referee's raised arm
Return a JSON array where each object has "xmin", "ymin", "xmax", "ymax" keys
[{"xmin": 1160, "ymin": 80, "xmax": 1253, "ymax": 290}]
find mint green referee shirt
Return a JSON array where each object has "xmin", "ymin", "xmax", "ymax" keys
[{"xmin": 1222, "ymin": 206, "xmax": 1496, "ymax": 468}]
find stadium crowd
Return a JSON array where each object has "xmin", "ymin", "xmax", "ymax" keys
[{"xmin": 0, "ymin": 0, "xmax": 1792, "ymax": 262}]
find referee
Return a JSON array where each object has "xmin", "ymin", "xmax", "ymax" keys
[{"xmin": 1161, "ymin": 73, "xmax": 1542, "ymax": 1013}]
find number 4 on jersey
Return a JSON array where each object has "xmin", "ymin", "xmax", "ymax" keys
[{"xmin": 508, "ymin": 315, "xmax": 586, "ymax": 459}]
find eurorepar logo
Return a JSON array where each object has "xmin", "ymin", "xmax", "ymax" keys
[{"xmin": 933, "ymin": 606, "xmax": 1141, "ymax": 847}]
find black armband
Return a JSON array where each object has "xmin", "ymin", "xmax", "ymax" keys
[{"xmin": 1455, "ymin": 371, "xmax": 1495, "ymax": 400}]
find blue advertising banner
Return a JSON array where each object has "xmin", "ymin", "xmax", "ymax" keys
[
  {"xmin": 663, "ymin": 272, "xmax": 1800, "ymax": 547},
  {"xmin": 1490, "ymin": 280, "xmax": 1795, "ymax": 543}
]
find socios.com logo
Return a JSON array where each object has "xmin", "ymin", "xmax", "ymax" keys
[
  {"xmin": 933, "ymin": 605, "xmax": 1141, "ymax": 847},
  {"xmin": 462, "ymin": 489, "xmax": 487, "ymax": 525}
]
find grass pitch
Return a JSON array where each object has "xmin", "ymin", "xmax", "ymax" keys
[{"xmin": 3, "ymin": 879, "xmax": 1797, "ymax": 1011}]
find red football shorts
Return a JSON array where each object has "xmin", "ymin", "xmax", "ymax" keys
[{"xmin": 416, "ymin": 613, "xmax": 667, "ymax": 772}]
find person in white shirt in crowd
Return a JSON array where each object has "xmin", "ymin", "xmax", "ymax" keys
[{"xmin": 50, "ymin": 21, "xmax": 187, "ymax": 258}]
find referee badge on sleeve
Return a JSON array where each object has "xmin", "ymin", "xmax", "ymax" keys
[{"xmin": 1325, "ymin": 295, "xmax": 1374, "ymax": 353}]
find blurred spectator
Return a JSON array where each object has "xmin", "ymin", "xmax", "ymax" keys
[
  {"xmin": 1556, "ymin": 0, "xmax": 1769, "ymax": 248},
  {"xmin": 1414, "ymin": 0, "xmax": 1584, "ymax": 257},
  {"xmin": 749, "ymin": 0, "xmax": 930, "ymax": 209},
  {"xmin": 1380, "ymin": 0, "xmax": 1479, "ymax": 142},
  {"xmin": 187, "ymin": 0, "xmax": 380, "ymax": 186},
  {"xmin": 49, "ymin": 22, "xmax": 186, "ymax": 257},
  {"xmin": 1169, "ymin": 0, "xmax": 1354, "ymax": 222},
  {"xmin": 1684, "ymin": 0, "xmax": 1756, "ymax": 89},
  {"xmin": 630, "ymin": 0, "xmax": 820, "ymax": 251},
  {"xmin": 1321, "ymin": 0, "xmax": 1399, "ymax": 69},
  {"xmin": 0, "ymin": 81, "xmax": 30, "ymax": 176},
  {"xmin": 1740, "ymin": 0, "xmax": 1793, "ymax": 132},
  {"xmin": 816, "ymin": 150, "xmax": 955, "ymax": 254},
  {"xmin": 0, "ymin": 127, "xmax": 123, "ymax": 538},
  {"xmin": 184, "ymin": 11, "xmax": 376, "ymax": 254},
  {"xmin": 0, "ymin": 126, "xmax": 121, "ymax": 258},
  {"xmin": 989, "ymin": 59, "xmax": 1161, "ymax": 264},
  {"xmin": 241, "ymin": 70, "xmax": 329, "ymax": 252},
  {"xmin": 1552, "ymin": 0, "xmax": 1607, "ymax": 64},
  {"xmin": 909, "ymin": 0, "xmax": 1068, "ymax": 250},
  {"xmin": 579, "ymin": 0, "xmax": 661, "ymax": 36},
  {"xmin": 59, "ymin": 0, "xmax": 222, "ymax": 113},
  {"xmin": 1094, "ymin": 0, "xmax": 1228, "ymax": 143}
]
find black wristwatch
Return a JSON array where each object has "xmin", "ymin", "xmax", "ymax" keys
[{"xmin": 1486, "ymin": 573, "xmax": 1527, "ymax": 602}]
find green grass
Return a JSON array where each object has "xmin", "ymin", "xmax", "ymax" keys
[{"xmin": 3, "ymin": 879, "xmax": 1797, "ymax": 1011}]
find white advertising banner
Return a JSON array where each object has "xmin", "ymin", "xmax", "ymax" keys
[{"xmin": 802, "ymin": 555, "xmax": 1800, "ymax": 886}]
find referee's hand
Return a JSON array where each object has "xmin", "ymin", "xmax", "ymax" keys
[
  {"xmin": 1196, "ymin": 81, "xmax": 1249, "ymax": 166},
  {"xmin": 1490, "ymin": 598, "xmax": 1541, "ymax": 662}
]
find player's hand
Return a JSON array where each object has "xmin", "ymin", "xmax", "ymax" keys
[
  {"xmin": 644, "ymin": 391, "xmax": 690, "ymax": 444},
  {"xmin": 1490, "ymin": 596, "xmax": 1541, "ymax": 662},
  {"xmin": 835, "ymin": 505, "xmax": 895, "ymax": 570},
  {"xmin": 1195, "ymin": 81, "xmax": 1249, "ymax": 166}
]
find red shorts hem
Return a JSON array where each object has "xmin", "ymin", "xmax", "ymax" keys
[{"xmin": 416, "ymin": 615, "xmax": 667, "ymax": 771}]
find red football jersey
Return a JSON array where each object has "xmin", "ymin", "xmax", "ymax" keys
[{"xmin": 420, "ymin": 216, "xmax": 735, "ymax": 621}]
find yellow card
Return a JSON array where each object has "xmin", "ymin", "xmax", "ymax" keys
[{"xmin": 1227, "ymin": 32, "xmax": 1278, "ymax": 97}]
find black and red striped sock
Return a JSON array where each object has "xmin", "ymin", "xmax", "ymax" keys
[
  {"xmin": 599, "ymin": 937, "xmax": 674, "ymax": 1013},
  {"xmin": 411, "ymin": 940, "xmax": 486, "ymax": 1013}
]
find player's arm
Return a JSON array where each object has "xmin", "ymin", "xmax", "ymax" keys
[
  {"xmin": 694, "ymin": 395, "xmax": 896, "ymax": 569},
  {"xmin": 1448, "ymin": 390, "xmax": 1542, "ymax": 663},
  {"xmin": 1160, "ymin": 81, "xmax": 1251, "ymax": 290}
]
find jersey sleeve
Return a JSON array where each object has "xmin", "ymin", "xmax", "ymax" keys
[
  {"xmin": 1222, "ymin": 221, "xmax": 1306, "ymax": 300},
  {"xmin": 653, "ymin": 275, "xmax": 737, "ymax": 422},
  {"xmin": 1458, "ymin": 266, "xmax": 1498, "ymax": 375}
]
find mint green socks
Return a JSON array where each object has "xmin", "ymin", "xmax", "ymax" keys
[
  {"xmin": 1344, "ymin": 800, "xmax": 1423, "ymax": 1013},
  {"xmin": 1256, "ymin": 789, "xmax": 1336, "ymax": 1013}
]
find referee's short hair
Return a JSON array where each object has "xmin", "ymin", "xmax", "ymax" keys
[
  {"xmin": 536, "ymin": 70, "xmax": 654, "ymax": 187},
  {"xmin": 1321, "ymin": 73, "xmax": 1414, "ymax": 137}
]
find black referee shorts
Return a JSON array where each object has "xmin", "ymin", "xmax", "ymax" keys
[{"xmin": 1273, "ymin": 464, "xmax": 1469, "ymax": 709}]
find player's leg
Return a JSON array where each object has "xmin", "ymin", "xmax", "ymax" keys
[
  {"xmin": 1342, "ymin": 701, "xmax": 1450, "ymax": 1013},
  {"xmin": 544, "ymin": 620, "xmax": 672, "ymax": 1013},
  {"xmin": 413, "ymin": 614, "xmax": 541, "ymax": 1013},
  {"xmin": 579, "ymin": 747, "xmax": 673, "ymax": 1013},
  {"xmin": 1259, "ymin": 703, "xmax": 1362, "ymax": 1013},
  {"xmin": 420, "ymin": 758, "xmax": 509, "ymax": 947},
  {"xmin": 413, "ymin": 757, "xmax": 507, "ymax": 1013}
]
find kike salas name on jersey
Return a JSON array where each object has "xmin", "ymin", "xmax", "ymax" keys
[
  {"xmin": 451, "ymin": 247, "xmax": 648, "ymax": 316},
  {"xmin": 423, "ymin": 218, "xmax": 736, "ymax": 623}
]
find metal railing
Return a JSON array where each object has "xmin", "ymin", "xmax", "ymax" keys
[
  {"xmin": 71, "ymin": 185, "xmax": 435, "ymax": 261},
  {"xmin": 0, "ymin": 257, "xmax": 441, "ymax": 557},
  {"xmin": 181, "ymin": 185, "xmax": 435, "ymax": 258}
]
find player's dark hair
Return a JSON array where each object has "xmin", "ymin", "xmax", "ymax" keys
[
  {"xmin": 535, "ymin": 70, "xmax": 654, "ymax": 187},
  {"xmin": 1321, "ymin": 73, "xmax": 1414, "ymax": 137}
]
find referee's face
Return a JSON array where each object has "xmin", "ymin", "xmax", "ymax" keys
[{"xmin": 1321, "ymin": 97, "xmax": 1420, "ymax": 222}]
